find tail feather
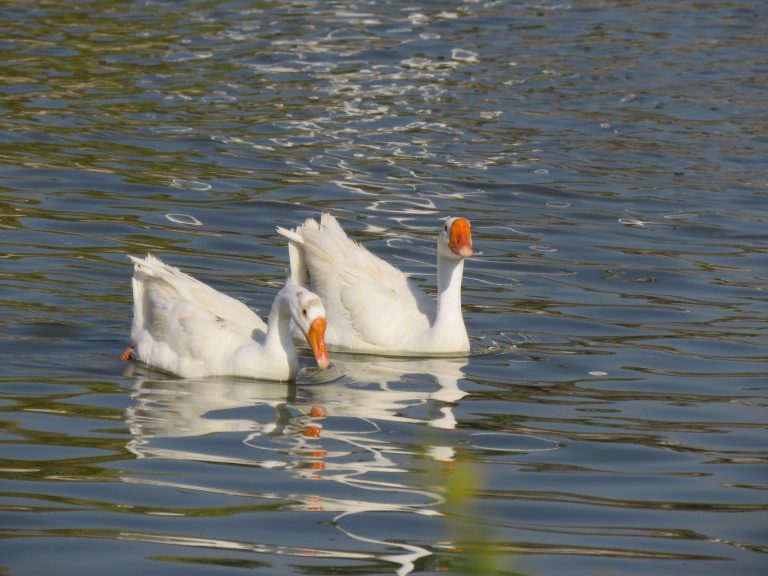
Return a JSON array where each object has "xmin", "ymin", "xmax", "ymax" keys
[
  {"xmin": 276, "ymin": 226, "xmax": 304, "ymax": 245},
  {"xmin": 276, "ymin": 225, "xmax": 310, "ymax": 286}
]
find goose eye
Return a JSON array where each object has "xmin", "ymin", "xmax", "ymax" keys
[
  {"xmin": 301, "ymin": 308, "xmax": 308, "ymax": 318},
  {"xmin": 444, "ymin": 224, "xmax": 448, "ymax": 231}
]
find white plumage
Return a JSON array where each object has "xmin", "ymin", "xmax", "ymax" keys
[
  {"xmin": 124, "ymin": 254, "xmax": 329, "ymax": 380},
  {"xmin": 277, "ymin": 213, "xmax": 473, "ymax": 356}
]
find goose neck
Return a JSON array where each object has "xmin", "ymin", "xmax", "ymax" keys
[{"xmin": 434, "ymin": 253, "xmax": 465, "ymax": 328}]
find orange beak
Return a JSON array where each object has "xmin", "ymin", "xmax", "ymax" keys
[
  {"xmin": 305, "ymin": 317, "xmax": 329, "ymax": 369},
  {"xmin": 448, "ymin": 218, "xmax": 473, "ymax": 257}
]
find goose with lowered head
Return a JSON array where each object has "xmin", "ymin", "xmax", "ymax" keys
[
  {"xmin": 122, "ymin": 254, "xmax": 329, "ymax": 380},
  {"xmin": 277, "ymin": 213, "xmax": 473, "ymax": 356}
]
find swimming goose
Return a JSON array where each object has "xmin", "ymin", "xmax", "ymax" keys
[
  {"xmin": 277, "ymin": 214, "xmax": 472, "ymax": 356},
  {"xmin": 122, "ymin": 254, "xmax": 329, "ymax": 380}
]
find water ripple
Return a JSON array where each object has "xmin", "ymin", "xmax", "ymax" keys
[{"xmin": 1, "ymin": 0, "xmax": 767, "ymax": 574}]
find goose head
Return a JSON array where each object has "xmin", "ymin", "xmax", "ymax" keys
[
  {"xmin": 287, "ymin": 286, "xmax": 330, "ymax": 369},
  {"xmin": 438, "ymin": 217, "xmax": 473, "ymax": 259}
]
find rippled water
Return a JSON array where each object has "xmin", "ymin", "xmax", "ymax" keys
[{"xmin": 1, "ymin": 1, "xmax": 767, "ymax": 574}]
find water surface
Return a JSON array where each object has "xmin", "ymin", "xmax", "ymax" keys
[{"xmin": 1, "ymin": 1, "xmax": 767, "ymax": 575}]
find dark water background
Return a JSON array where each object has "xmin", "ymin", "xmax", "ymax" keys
[{"xmin": 1, "ymin": 1, "xmax": 766, "ymax": 574}]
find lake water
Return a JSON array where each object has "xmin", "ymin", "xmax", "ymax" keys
[{"xmin": 1, "ymin": 1, "xmax": 766, "ymax": 574}]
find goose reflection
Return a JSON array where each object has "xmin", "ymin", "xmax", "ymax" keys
[
  {"xmin": 294, "ymin": 354, "xmax": 468, "ymax": 463},
  {"xmin": 303, "ymin": 354, "xmax": 467, "ymax": 426},
  {"xmin": 126, "ymin": 355, "xmax": 467, "ymax": 462},
  {"xmin": 124, "ymin": 363, "xmax": 297, "ymax": 461},
  {"xmin": 123, "ymin": 357, "xmax": 468, "ymax": 576}
]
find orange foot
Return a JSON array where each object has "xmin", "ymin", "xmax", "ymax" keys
[{"xmin": 119, "ymin": 345, "xmax": 134, "ymax": 361}]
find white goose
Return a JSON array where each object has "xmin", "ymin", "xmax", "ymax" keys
[
  {"xmin": 277, "ymin": 213, "xmax": 473, "ymax": 356},
  {"xmin": 122, "ymin": 254, "xmax": 329, "ymax": 381}
]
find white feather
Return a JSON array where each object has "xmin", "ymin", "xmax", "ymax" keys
[
  {"xmin": 277, "ymin": 213, "xmax": 473, "ymax": 355},
  {"xmin": 126, "ymin": 254, "xmax": 328, "ymax": 380}
]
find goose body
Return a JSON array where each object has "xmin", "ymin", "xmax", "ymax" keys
[
  {"xmin": 277, "ymin": 214, "xmax": 473, "ymax": 356},
  {"xmin": 125, "ymin": 254, "xmax": 328, "ymax": 380}
]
